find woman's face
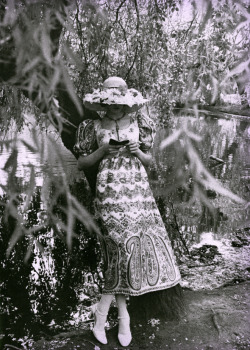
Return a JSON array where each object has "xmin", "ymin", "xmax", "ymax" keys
[{"xmin": 106, "ymin": 104, "xmax": 125, "ymax": 118}]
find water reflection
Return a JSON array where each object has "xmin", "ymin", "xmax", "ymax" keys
[
  {"xmin": 0, "ymin": 185, "xmax": 100, "ymax": 349},
  {"xmin": 0, "ymin": 116, "xmax": 78, "ymax": 195},
  {"xmin": 153, "ymin": 114, "xmax": 250, "ymax": 240}
]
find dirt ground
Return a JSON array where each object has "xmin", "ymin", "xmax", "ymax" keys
[{"xmin": 32, "ymin": 281, "xmax": 250, "ymax": 350}]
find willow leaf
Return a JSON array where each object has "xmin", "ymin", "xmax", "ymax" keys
[
  {"xmin": 61, "ymin": 68, "xmax": 83, "ymax": 116},
  {"xmin": 3, "ymin": 148, "xmax": 18, "ymax": 170},
  {"xmin": 41, "ymin": 28, "xmax": 52, "ymax": 65},
  {"xmin": 160, "ymin": 129, "xmax": 182, "ymax": 149},
  {"xmin": 22, "ymin": 166, "xmax": 36, "ymax": 212}
]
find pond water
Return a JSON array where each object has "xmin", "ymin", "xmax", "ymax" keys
[
  {"xmin": 0, "ymin": 112, "xmax": 249, "ymax": 349},
  {"xmin": 153, "ymin": 113, "xmax": 250, "ymax": 237}
]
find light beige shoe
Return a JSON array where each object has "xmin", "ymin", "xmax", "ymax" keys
[
  {"xmin": 118, "ymin": 316, "xmax": 132, "ymax": 347},
  {"xmin": 91, "ymin": 303, "xmax": 108, "ymax": 345}
]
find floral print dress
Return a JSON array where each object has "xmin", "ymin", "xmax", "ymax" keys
[{"xmin": 74, "ymin": 113, "xmax": 181, "ymax": 296}]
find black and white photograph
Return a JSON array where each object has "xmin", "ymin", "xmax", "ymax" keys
[{"xmin": 0, "ymin": 0, "xmax": 249, "ymax": 349}]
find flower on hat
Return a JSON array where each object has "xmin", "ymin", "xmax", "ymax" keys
[{"xmin": 83, "ymin": 77, "xmax": 148, "ymax": 113}]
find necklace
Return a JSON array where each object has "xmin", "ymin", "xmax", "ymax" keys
[{"xmin": 105, "ymin": 113, "xmax": 126, "ymax": 140}]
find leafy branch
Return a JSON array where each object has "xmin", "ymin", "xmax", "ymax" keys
[{"xmin": 160, "ymin": 119, "xmax": 246, "ymax": 205}]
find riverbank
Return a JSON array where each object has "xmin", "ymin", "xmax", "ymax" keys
[
  {"xmin": 31, "ymin": 281, "xmax": 250, "ymax": 350},
  {"xmin": 204, "ymin": 105, "xmax": 250, "ymax": 118},
  {"xmin": 174, "ymin": 104, "xmax": 250, "ymax": 119}
]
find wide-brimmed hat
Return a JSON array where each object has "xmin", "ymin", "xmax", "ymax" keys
[{"xmin": 83, "ymin": 77, "xmax": 148, "ymax": 113}]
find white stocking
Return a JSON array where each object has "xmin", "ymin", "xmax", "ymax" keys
[
  {"xmin": 95, "ymin": 294, "xmax": 113, "ymax": 330},
  {"xmin": 115, "ymin": 294, "xmax": 130, "ymax": 334}
]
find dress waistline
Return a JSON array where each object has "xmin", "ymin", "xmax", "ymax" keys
[{"xmin": 103, "ymin": 148, "xmax": 132, "ymax": 160}]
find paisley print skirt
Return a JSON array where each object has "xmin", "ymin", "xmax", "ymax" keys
[{"xmin": 95, "ymin": 154, "xmax": 181, "ymax": 296}]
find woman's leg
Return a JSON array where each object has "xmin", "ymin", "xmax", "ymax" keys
[
  {"xmin": 94, "ymin": 294, "xmax": 114, "ymax": 330},
  {"xmin": 116, "ymin": 294, "xmax": 129, "ymax": 321},
  {"xmin": 116, "ymin": 294, "xmax": 132, "ymax": 346}
]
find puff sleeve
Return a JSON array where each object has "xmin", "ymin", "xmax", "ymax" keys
[
  {"xmin": 73, "ymin": 119, "xmax": 98, "ymax": 157},
  {"xmin": 137, "ymin": 112, "xmax": 156, "ymax": 152}
]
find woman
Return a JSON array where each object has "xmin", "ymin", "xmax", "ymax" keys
[{"xmin": 74, "ymin": 77, "xmax": 181, "ymax": 347}]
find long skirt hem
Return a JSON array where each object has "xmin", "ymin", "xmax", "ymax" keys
[{"xmin": 102, "ymin": 278, "xmax": 181, "ymax": 296}]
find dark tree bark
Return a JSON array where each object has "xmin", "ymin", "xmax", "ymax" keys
[{"xmin": 56, "ymin": 82, "xmax": 99, "ymax": 192}]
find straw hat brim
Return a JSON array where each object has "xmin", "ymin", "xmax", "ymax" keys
[
  {"xmin": 83, "ymin": 88, "xmax": 148, "ymax": 114},
  {"xmin": 84, "ymin": 101, "xmax": 146, "ymax": 113}
]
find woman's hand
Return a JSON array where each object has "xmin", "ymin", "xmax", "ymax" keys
[
  {"xmin": 101, "ymin": 143, "xmax": 121, "ymax": 156},
  {"xmin": 78, "ymin": 144, "xmax": 121, "ymax": 170},
  {"xmin": 127, "ymin": 141, "xmax": 140, "ymax": 156},
  {"xmin": 127, "ymin": 141, "xmax": 153, "ymax": 167}
]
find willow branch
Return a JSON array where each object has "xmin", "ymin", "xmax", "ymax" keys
[
  {"xmin": 133, "ymin": 0, "xmax": 140, "ymax": 32},
  {"xmin": 115, "ymin": 0, "xmax": 127, "ymax": 24},
  {"xmin": 125, "ymin": 0, "xmax": 140, "ymax": 80},
  {"xmin": 125, "ymin": 42, "xmax": 139, "ymax": 80},
  {"xmin": 118, "ymin": 20, "xmax": 128, "ymax": 48}
]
